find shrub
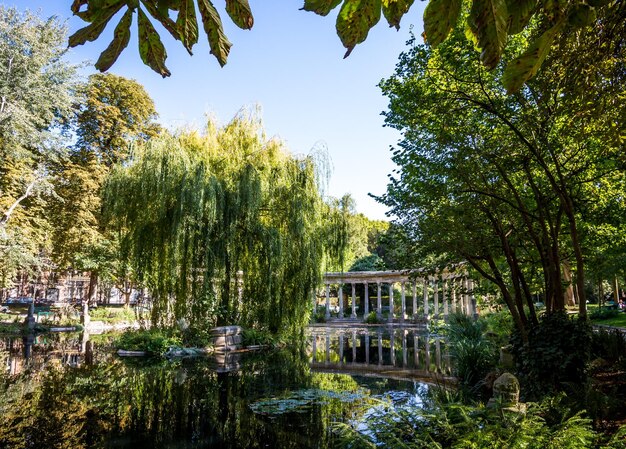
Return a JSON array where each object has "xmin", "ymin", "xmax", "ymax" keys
[
  {"xmin": 242, "ymin": 328, "xmax": 275, "ymax": 347},
  {"xmin": 590, "ymin": 327, "xmax": 626, "ymax": 363},
  {"xmin": 510, "ymin": 312, "xmax": 592, "ymax": 400},
  {"xmin": 365, "ymin": 311, "xmax": 383, "ymax": 324},
  {"xmin": 115, "ymin": 329, "xmax": 181, "ymax": 356},
  {"xmin": 589, "ymin": 308, "xmax": 620, "ymax": 321}
]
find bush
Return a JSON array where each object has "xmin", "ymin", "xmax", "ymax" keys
[
  {"xmin": 365, "ymin": 311, "xmax": 383, "ymax": 324},
  {"xmin": 590, "ymin": 327, "xmax": 626, "ymax": 362},
  {"xmin": 589, "ymin": 308, "xmax": 620, "ymax": 321},
  {"xmin": 115, "ymin": 329, "xmax": 181, "ymax": 356},
  {"xmin": 511, "ymin": 312, "xmax": 592, "ymax": 400},
  {"xmin": 242, "ymin": 328, "xmax": 275, "ymax": 347}
]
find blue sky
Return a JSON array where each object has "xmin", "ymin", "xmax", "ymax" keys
[{"xmin": 14, "ymin": 1, "xmax": 426, "ymax": 220}]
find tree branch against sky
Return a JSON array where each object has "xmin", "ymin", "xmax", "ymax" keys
[{"xmin": 66, "ymin": 0, "xmax": 618, "ymax": 92}]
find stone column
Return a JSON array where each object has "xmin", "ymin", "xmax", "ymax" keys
[
  {"xmin": 364, "ymin": 282, "xmax": 369, "ymax": 318},
  {"xmin": 414, "ymin": 334, "xmax": 419, "ymax": 368},
  {"xmin": 325, "ymin": 330, "xmax": 330, "ymax": 365},
  {"xmin": 470, "ymin": 278, "xmax": 478, "ymax": 318},
  {"xmin": 338, "ymin": 284, "xmax": 344, "ymax": 318},
  {"xmin": 451, "ymin": 278, "xmax": 457, "ymax": 314},
  {"xmin": 443, "ymin": 279, "xmax": 449, "ymax": 319},
  {"xmin": 435, "ymin": 338, "xmax": 442, "ymax": 373},
  {"xmin": 325, "ymin": 283, "xmax": 331, "ymax": 319},
  {"xmin": 412, "ymin": 281, "xmax": 418, "ymax": 321},
  {"xmin": 460, "ymin": 277, "xmax": 467, "ymax": 315},
  {"xmin": 402, "ymin": 329, "xmax": 408, "ymax": 367},
  {"xmin": 339, "ymin": 332, "xmax": 344, "ymax": 365},
  {"xmin": 433, "ymin": 276, "xmax": 439, "ymax": 318},
  {"xmin": 365, "ymin": 333, "xmax": 370, "ymax": 365},
  {"xmin": 352, "ymin": 330, "xmax": 357, "ymax": 363},
  {"xmin": 388, "ymin": 282, "xmax": 394, "ymax": 322},
  {"xmin": 351, "ymin": 283, "xmax": 357, "ymax": 318},
  {"xmin": 377, "ymin": 330, "xmax": 383, "ymax": 366},
  {"xmin": 390, "ymin": 329, "xmax": 395, "ymax": 366},
  {"xmin": 377, "ymin": 281, "xmax": 382, "ymax": 318},
  {"xmin": 312, "ymin": 334, "xmax": 317, "ymax": 361},
  {"xmin": 425, "ymin": 336, "xmax": 431, "ymax": 371},
  {"xmin": 400, "ymin": 281, "xmax": 406, "ymax": 323},
  {"xmin": 423, "ymin": 278, "xmax": 429, "ymax": 319}
]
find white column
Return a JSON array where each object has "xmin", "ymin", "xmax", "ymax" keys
[
  {"xmin": 388, "ymin": 282, "xmax": 394, "ymax": 322},
  {"xmin": 400, "ymin": 281, "xmax": 406, "ymax": 322},
  {"xmin": 339, "ymin": 284, "xmax": 344, "ymax": 318},
  {"xmin": 377, "ymin": 281, "xmax": 382, "ymax": 318},
  {"xmin": 390, "ymin": 329, "xmax": 395, "ymax": 366},
  {"xmin": 325, "ymin": 330, "xmax": 330, "ymax": 364},
  {"xmin": 469, "ymin": 278, "xmax": 477, "ymax": 318},
  {"xmin": 325, "ymin": 283, "xmax": 331, "ymax": 319},
  {"xmin": 351, "ymin": 283, "xmax": 357, "ymax": 318},
  {"xmin": 377, "ymin": 330, "xmax": 383, "ymax": 366},
  {"xmin": 352, "ymin": 330, "xmax": 357, "ymax": 363},
  {"xmin": 443, "ymin": 279, "xmax": 449, "ymax": 319},
  {"xmin": 339, "ymin": 332, "xmax": 344, "ymax": 365},
  {"xmin": 434, "ymin": 276, "xmax": 439, "ymax": 318},
  {"xmin": 435, "ymin": 338, "xmax": 442, "ymax": 373},
  {"xmin": 464, "ymin": 277, "xmax": 471, "ymax": 315},
  {"xmin": 364, "ymin": 282, "xmax": 369, "ymax": 318},
  {"xmin": 412, "ymin": 281, "xmax": 418, "ymax": 321},
  {"xmin": 414, "ymin": 334, "xmax": 419, "ymax": 368},
  {"xmin": 461, "ymin": 277, "xmax": 467, "ymax": 315},
  {"xmin": 451, "ymin": 278, "xmax": 457, "ymax": 314},
  {"xmin": 365, "ymin": 333, "xmax": 370, "ymax": 365},
  {"xmin": 423, "ymin": 278, "xmax": 429, "ymax": 319},
  {"xmin": 402, "ymin": 329, "xmax": 407, "ymax": 367}
]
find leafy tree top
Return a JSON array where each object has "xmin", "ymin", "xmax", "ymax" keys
[{"xmin": 66, "ymin": 0, "xmax": 616, "ymax": 92}]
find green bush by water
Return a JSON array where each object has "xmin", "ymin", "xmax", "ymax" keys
[{"xmin": 115, "ymin": 329, "xmax": 181, "ymax": 356}]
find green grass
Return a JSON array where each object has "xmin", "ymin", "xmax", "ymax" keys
[
  {"xmin": 89, "ymin": 306, "xmax": 137, "ymax": 324},
  {"xmin": 583, "ymin": 304, "xmax": 626, "ymax": 328}
]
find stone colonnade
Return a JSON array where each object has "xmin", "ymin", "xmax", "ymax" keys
[
  {"xmin": 309, "ymin": 328, "xmax": 450, "ymax": 375},
  {"xmin": 321, "ymin": 270, "xmax": 476, "ymax": 322}
]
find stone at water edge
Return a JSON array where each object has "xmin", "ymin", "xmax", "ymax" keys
[{"xmin": 487, "ymin": 372, "xmax": 526, "ymax": 413}]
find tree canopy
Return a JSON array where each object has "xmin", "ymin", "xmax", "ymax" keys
[
  {"xmin": 104, "ymin": 112, "xmax": 348, "ymax": 332},
  {"xmin": 378, "ymin": 3, "xmax": 625, "ymax": 336}
]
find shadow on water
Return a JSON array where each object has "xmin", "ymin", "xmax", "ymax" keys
[{"xmin": 0, "ymin": 327, "xmax": 448, "ymax": 449}]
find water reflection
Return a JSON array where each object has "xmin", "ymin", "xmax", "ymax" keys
[
  {"xmin": 0, "ymin": 329, "xmax": 445, "ymax": 449},
  {"xmin": 308, "ymin": 326, "xmax": 452, "ymax": 381}
]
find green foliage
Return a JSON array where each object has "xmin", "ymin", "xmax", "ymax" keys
[
  {"xmin": 590, "ymin": 328, "xmax": 626, "ymax": 363},
  {"xmin": 365, "ymin": 311, "xmax": 383, "ymax": 324},
  {"xmin": 69, "ymin": 0, "xmax": 618, "ymax": 92},
  {"xmin": 88, "ymin": 307, "xmax": 136, "ymax": 324},
  {"xmin": 349, "ymin": 254, "xmax": 386, "ymax": 272},
  {"xmin": 115, "ymin": 329, "xmax": 181, "ymax": 356},
  {"xmin": 510, "ymin": 312, "xmax": 592, "ymax": 400},
  {"xmin": 446, "ymin": 313, "xmax": 497, "ymax": 394},
  {"xmin": 333, "ymin": 391, "xmax": 599, "ymax": 449},
  {"xmin": 242, "ymin": 328, "xmax": 275, "ymax": 347},
  {"xmin": 589, "ymin": 308, "xmax": 620, "ymax": 321},
  {"xmin": 104, "ymin": 112, "xmax": 347, "ymax": 333}
]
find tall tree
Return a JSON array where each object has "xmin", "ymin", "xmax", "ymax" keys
[
  {"xmin": 378, "ymin": 6, "xmax": 625, "ymax": 336},
  {"xmin": 51, "ymin": 73, "xmax": 160, "ymax": 304},
  {"xmin": 0, "ymin": 7, "xmax": 77, "ymax": 290},
  {"xmin": 104, "ymin": 112, "xmax": 348, "ymax": 333}
]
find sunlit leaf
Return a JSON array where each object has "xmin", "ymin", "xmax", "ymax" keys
[
  {"xmin": 137, "ymin": 8, "xmax": 171, "ymax": 77},
  {"xmin": 225, "ymin": 0, "xmax": 254, "ymax": 30},
  {"xmin": 95, "ymin": 8, "xmax": 133, "ymax": 72},
  {"xmin": 382, "ymin": 0, "xmax": 414, "ymax": 30},
  {"xmin": 506, "ymin": 0, "xmax": 537, "ymax": 34},
  {"xmin": 423, "ymin": 0, "xmax": 462, "ymax": 46},
  {"xmin": 177, "ymin": 0, "xmax": 199, "ymax": 54},
  {"xmin": 198, "ymin": 0, "xmax": 232, "ymax": 67},
  {"xmin": 502, "ymin": 20, "xmax": 564, "ymax": 93},
  {"xmin": 336, "ymin": 0, "xmax": 382, "ymax": 58},
  {"xmin": 468, "ymin": 0, "xmax": 509, "ymax": 69},
  {"xmin": 141, "ymin": 0, "xmax": 181, "ymax": 42},
  {"xmin": 301, "ymin": 0, "xmax": 343, "ymax": 16},
  {"xmin": 69, "ymin": 2, "xmax": 125, "ymax": 47}
]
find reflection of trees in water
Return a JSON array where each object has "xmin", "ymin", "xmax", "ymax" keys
[{"xmin": 0, "ymin": 347, "xmax": 372, "ymax": 449}]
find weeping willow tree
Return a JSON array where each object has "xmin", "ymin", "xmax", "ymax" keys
[{"xmin": 104, "ymin": 113, "xmax": 347, "ymax": 333}]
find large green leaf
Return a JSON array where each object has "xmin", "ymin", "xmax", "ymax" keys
[
  {"xmin": 225, "ymin": 0, "xmax": 254, "ymax": 30},
  {"xmin": 141, "ymin": 0, "xmax": 181, "ymax": 43},
  {"xmin": 137, "ymin": 8, "xmax": 171, "ymax": 77},
  {"xmin": 382, "ymin": 0, "xmax": 414, "ymax": 29},
  {"xmin": 301, "ymin": 0, "xmax": 343, "ymax": 16},
  {"xmin": 176, "ymin": 0, "xmax": 199, "ymax": 54},
  {"xmin": 69, "ymin": 1, "xmax": 125, "ymax": 47},
  {"xmin": 423, "ymin": 0, "xmax": 462, "ymax": 46},
  {"xmin": 336, "ymin": 0, "xmax": 382, "ymax": 57},
  {"xmin": 468, "ymin": 0, "xmax": 509, "ymax": 69},
  {"xmin": 95, "ymin": 8, "xmax": 133, "ymax": 72},
  {"xmin": 502, "ymin": 20, "xmax": 564, "ymax": 93},
  {"xmin": 506, "ymin": 0, "xmax": 537, "ymax": 34},
  {"xmin": 198, "ymin": 0, "xmax": 232, "ymax": 67}
]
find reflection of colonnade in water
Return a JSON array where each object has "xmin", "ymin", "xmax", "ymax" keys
[
  {"xmin": 308, "ymin": 327, "xmax": 451, "ymax": 378},
  {"xmin": 321, "ymin": 270, "xmax": 476, "ymax": 322}
]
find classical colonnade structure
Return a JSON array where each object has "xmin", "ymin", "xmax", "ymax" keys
[{"xmin": 321, "ymin": 270, "xmax": 476, "ymax": 322}]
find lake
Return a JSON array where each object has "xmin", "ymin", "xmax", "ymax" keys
[{"xmin": 0, "ymin": 326, "xmax": 450, "ymax": 448}]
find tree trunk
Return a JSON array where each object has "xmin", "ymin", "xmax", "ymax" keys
[{"xmin": 87, "ymin": 271, "xmax": 98, "ymax": 307}]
